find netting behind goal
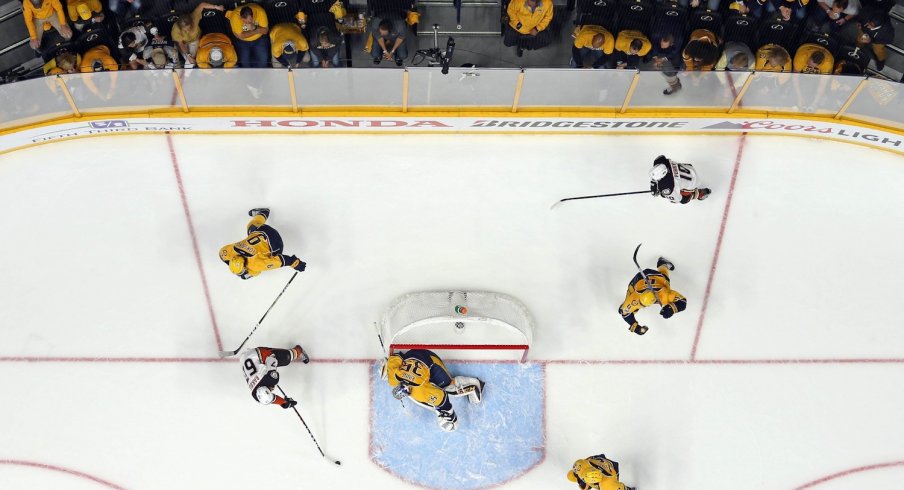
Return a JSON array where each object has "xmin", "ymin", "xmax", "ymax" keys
[{"xmin": 380, "ymin": 291, "xmax": 535, "ymax": 362}]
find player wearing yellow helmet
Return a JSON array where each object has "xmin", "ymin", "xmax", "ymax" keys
[
  {"xmin": 619, "ymin": 256, "xmax": 686, "ymax": 335},
  {"xmin": 218, "ymin": 208, "xmax": 306, "ymax": 280},
  {"xmin": 567, "ymin": 454, "xmax": 635, "ymax": 490}
]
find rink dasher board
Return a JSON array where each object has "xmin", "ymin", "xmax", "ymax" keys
[{"xmin": 3, "ymin": 116, "xmax": 903, "ymax": 155}]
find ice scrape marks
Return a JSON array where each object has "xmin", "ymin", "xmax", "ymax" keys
[{"xmin": 370, "ymin": 362, "xmax": 545, "ymax": 490}]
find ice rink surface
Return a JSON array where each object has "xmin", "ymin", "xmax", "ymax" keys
[{"xmin": 1, "ymin": 132, "xmax": 903, "ymax": 489}]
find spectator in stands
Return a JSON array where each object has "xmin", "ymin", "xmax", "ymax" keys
[
  {"xmin": 45, "ymin": 51, "xmax": 79, "ymax": 75},
  {"xmin": 793, "ymin": 43, "xmax": 835, "ymax": 73},
  {"xmin": 727, "ymin": 0, "xmax": 768, "ymax": 17},
  {"xmin": 716, "ymin": 42, "xmax": 755, "ymax": 70},
  {"xmin": 172, "ymin": 3, "xmax": 225, "ymax": 68},
  {"xmin": 79, "ymin": 44, "xmax": 119, "ymax": 72},
  {"xmin": 23, "ymin": 0, "xmax": 73, "ymax": 50},
  {"xmin": 811, "ymin": 0, "xmax": 860, "ymax": 34},
  {"xmin": 858, "ymin": 11, "xmax": 895, "ymax": 70},
  {"xmin": 270, "ymin": 23, "xmax": 309, "ymax": 68},
  {"xmin": 108, "ymin": 0, "xmax": 140, "ymax": 20},
  {"xmin": 679, "ymin": 0, "xmax": 722, "ymax": 12},
  {"xmin": 197, "ymin": 33, "xmax": 238, "ymax": 69},
  {"xmin": 371, "ymin": 18, "xmax": 409, "ymax": 66},
  {"xmin": 613, "ymin": 30, "xmax": 651, "ymax": 69},
  {"xmin": 311, "ymin": 26, "xmax": 341, "ymax": 68},
  {"xmin": 227, "ymin": 3, "xmax": 271, "ymax": 68},
  {"xmin": 570, "ymin": 25, "xmax": 614, "ymax": 68},
  {"xmin": 767, "ymin": 0, "xmax": 809, "ymax": 22},
  {"xmin": 755, "ymin": 43, "xmax": 792, "ymax": 71},
  {"xmin": 145, "ymin": 25, "xmax": 178, "ymax": 69},
  {"xmin": 503, "ymin": 0, "xmax": 554, "ymax": 57},
  {"xmin": 119, "ymin": 25, "xmax": 149, "ymax": 70},
  {"xmin": 67, "ymin": 0, "xmax": 102, "ymax": 32},
  {"xmin": 648, "ymin": 33, "xmax": 683, "ymax": 95},
  {"xmin": 682, "ymin": 29, "xmax": 721, "ymax": 71}
]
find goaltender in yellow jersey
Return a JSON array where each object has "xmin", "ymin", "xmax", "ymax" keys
[
  {"xmin": 567, "ymin": 454, "xmax": 635, "ymax": 490},
  {"xmin": 218, "ymin": 208, "xmax": 306, "ymax": 280},
  {"xmin": 619, "ymin": 256, "xmax": 686, "ymax": 335},
  {"xmin": 381, "ymin": 349, "xmax": 484, "ymax": 432}
]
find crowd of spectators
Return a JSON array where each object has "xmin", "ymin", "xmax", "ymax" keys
[
  {"xmin": 12, "ymin": 0, "xmax": 901, "ymax": 83},
  {"xmin": 25, "ymin": 0, "xmax": 359, "ymax": 76},
  {"xmin": 561, "ymin": 0, "xmax": 896, "ymax": 87}
]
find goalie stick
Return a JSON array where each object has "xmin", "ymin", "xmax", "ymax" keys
[
  {"xmin": 218, "ymin": 272, "xmax": 299, "ymax": 357},
  {"xmin": 550, "ymin": 190, "xmax": 648, "ymax": 210},
  {"xmin": 374, "ymin": 322, "xmax": 410, "ymax": 413},
  {"xmin": 277, "ymin": 386, "xmax": 341, "ymax": 466},
  {"xmin": 632, "ymin": 243, "xmax": 662, "ymax": 306}
]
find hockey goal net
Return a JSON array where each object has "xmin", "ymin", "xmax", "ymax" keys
[{"xmin": 380, "ymin": 291, "xmax": 535, "ymax": 362}]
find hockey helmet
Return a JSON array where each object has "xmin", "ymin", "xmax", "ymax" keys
[
  {"xmin": 392, "ymin": 383, "xmax": 411, "ymax": 400},
  {"xmin": 639, "ymin": 290, "xmax": 657, "ymax": 307},
  {"xmin": 219, "ymin": 245, "xmax": 237, "ymax": 263},
  {"xmin": 229, "ymin": 255, "xmax": 247, "ymax": 275},
  {"xmin": 329, "ymin": 1, "xmax": 347, "ymax": 20},
  {"xmin": 650, "ymin": 163, "xmax": 668, "ymax": 181},
  {"xmin": 255, "ymin": 386, "xmax": 275, "ymax": 404},
  {"xmin": 582, "ymin": 470, "xmax": 604, "ymax": 484}
]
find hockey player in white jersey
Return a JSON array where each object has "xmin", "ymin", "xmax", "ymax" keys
[
  {"xmin": 240, "ymin": 345, "xmax": 309, "ymax": 408},
  {"xmin": 650, "ymin": 155, "xmax": 711, "ymax": 204}
]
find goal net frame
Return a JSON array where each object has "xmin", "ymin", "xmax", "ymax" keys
[{"xmin": 379, "ymin": 290, "xmax": 535, "ymax": 362}]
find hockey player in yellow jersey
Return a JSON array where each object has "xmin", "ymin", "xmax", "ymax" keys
[
  {"xmin": 619, "ymin": 256, "xmax": 686, "ymax": 335},
  {"xmin": 567, "ymin": 454, "xmax": 635, "ymax": 490},
  {"xmin": 381, "ymin": 349, "xmax": 484, "ymax": 432},
  {"xmin": 218, "ymin": 208, "xmax": 306, "ymax": 280}
]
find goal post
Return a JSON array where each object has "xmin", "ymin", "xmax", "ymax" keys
[{"xmin": 379, "ymin": 291, "xmax": 535, "ymax": 362}]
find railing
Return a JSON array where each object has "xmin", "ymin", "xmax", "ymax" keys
[{"xmin": 0, "ymin": 67, "xmax": 901, "ymax": 132}]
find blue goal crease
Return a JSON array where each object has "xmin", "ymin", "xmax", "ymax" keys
[{"xmin": 370, "ymin": 362, "xmax": 546, "ymax": 490}]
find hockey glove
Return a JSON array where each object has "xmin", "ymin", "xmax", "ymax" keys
[
  {"xmin": 629, "ymin": 323, "xmax": 648, "ymax": 335},
  {"xmin": 280, "ymin": 397, "xmax": 297, "ymax": 409},
  {"xmin": 650, "ymin": 181, "xmax": 659, "ymax": 196},
  {"xmin": 293, "ymin": 260, "xmax": 307, "ymax": 272},
  {"xmin": 660, "ymin": 304, "xmax": 675, "ymax": 318}
]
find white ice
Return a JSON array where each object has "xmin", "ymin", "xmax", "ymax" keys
[{"xmin": 1, "ymin": 133, "xmax": 903, "ymax": 489}]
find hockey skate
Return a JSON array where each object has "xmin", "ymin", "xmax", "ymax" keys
[
  {"xmin": 657, "ymin": 257, "xmax": 674, "ymax": 271},
  {"xmin": 248, "ymin": 208, "xmax": 270, "ymax": 219},
  {"xmin": 438, "ymin": 410, "xmax": 458, "ymax": 432},
  {"xmin": 292, "ymin": 345, "xmax": 309, "ymax": 364}
]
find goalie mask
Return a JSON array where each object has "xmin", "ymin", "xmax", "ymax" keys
[{"xmin": 392, "ymin": 383, "xmax": 411, "ymax": 400}]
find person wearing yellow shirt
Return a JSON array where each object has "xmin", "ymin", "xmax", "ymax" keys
[
  {"xmin": 23, "ymin": 0, "xmax": 72, "ymax": 50},
  {"xmin": 504, "ymin": 0, "xmax": 554, "ymax": 56},
  {"xmin": 270, "ymin": 23, "xmax": 310, "ymax": 68},
  {"xmin": 172, "ymin": 2, "xmax": 224, "ymax": 67},
  {"xmin": 570, "ymin": 25, "xmax": 614, "ymax": 68},
  {"xmin": 226, "ymin": 3, "xmax": 270, "ymax": 68},
  {"xmin": 682, "ymin": 29, "xmax": 721, "ymax": 71},
  {"xmin": 78, "ymin": 45, "xmax": 119, "ymax": 72},
  {"xmin": 197, "ymin": 33, "xmax": 239, "ymax": 69},
  {"xmin": 613, "ymin": 30, "xmax": 651, "ymax": 69},
  {"xmin": 755, "ymin": 43, "xmax": 792, "ymax": 71},
  {"xmin": 66, "ymin": 0, "xmax": 102, "ymax": 31},
  {"xmin": 793, "ymin": 43, "xmax": 834, "ymax": 73}
]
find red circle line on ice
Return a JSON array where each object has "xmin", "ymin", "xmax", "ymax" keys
[
  {"xmin": 0, "ymin": 460, "xmax": 128, "ymax": 489},
  {"xmin": 793, "ymin": 461, "xmax": 904, "ymax": 489}
]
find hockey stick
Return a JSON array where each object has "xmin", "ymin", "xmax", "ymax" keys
[
  {"xmin": 374, "ymin": 322, "xmax": 410, "ymax": 412},
  {"xmin": 218, "ymin": 272, "xmax": 299, "ymax": 357},
  {"xmin": 632, "ymin": 243, "xmax": 661, "ymax": 306},
  {"xmin": 277, "ymin": 386, "xmax": 341, "ymax": 465},
  {"xmin": 550, "ymin": 190, "xmax": 649, "ymax": 210}
]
